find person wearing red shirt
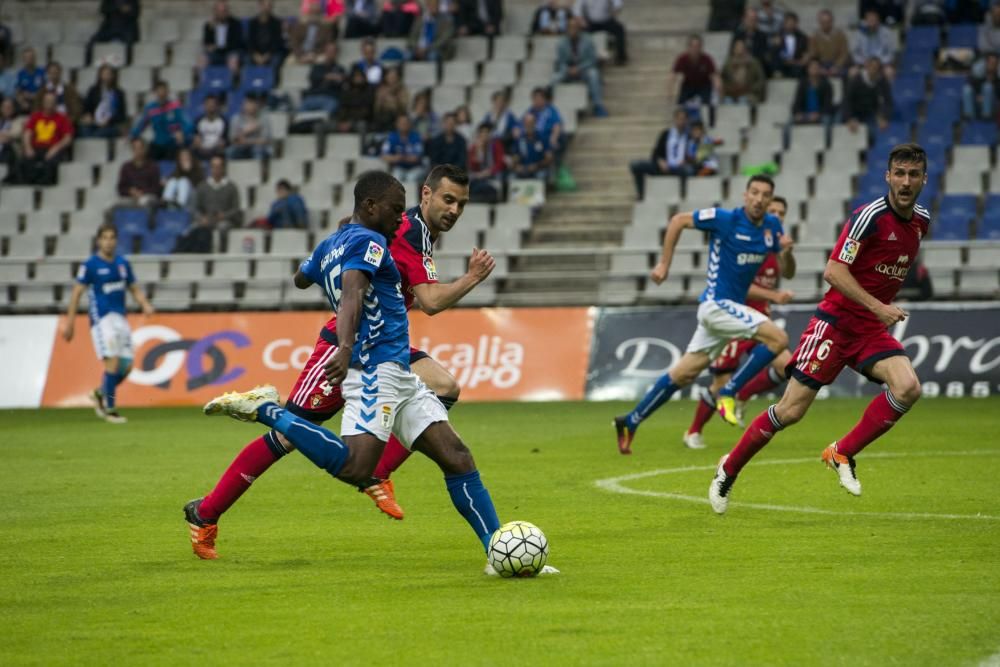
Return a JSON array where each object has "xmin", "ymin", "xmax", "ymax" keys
[
  {"xmin": 19, "ymin": 89, "xmax": 73, "ymax": 185},
  {"xmin": 672, "ymin": 34, "xmax": 721, "ymax": 105},
  {"xmin": 467, "ymin": 121, "xmax": 507, "ymax": 203},
  {"xmin": 709, "ymin": 144, "xmax": 931, "ymax": 514}
]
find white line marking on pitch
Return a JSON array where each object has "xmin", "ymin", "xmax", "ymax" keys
[
  {"xmin": 980, "ymin": 650, "xmax": 1000, "ymax": 667},
  {"xmin": 594, "ymin": 450, "xmax": 1000, "ymax": 521}
]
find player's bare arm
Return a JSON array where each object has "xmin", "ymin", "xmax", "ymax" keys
[
  {"xmin": 824, "ymin": 259, "xmax": 908, "ymax": 326},
  {"xmin": 650, "ymin": 211, "xmax": 694, "ymax": 284},
  {"xmin": 411, "ymin": 247, "xmax": 496, "ymax": 315},
  {"xmin": 324, "ymin": 268, "xmax": 368, "ymax": 386},
  {"xmin": 747, "ymin": 283, "xmax": 794, "ymax": 305},
  {"xmin": 293, "ymin": 267, "xmax": 313, "ymax": 289},
  {"xmin": 778, "ymin": 234, "xmax": 796, "ymax": 279},
  {"xmin": 128, "ymin": 283, "xmax": 155, "ymax": 315},
  {"xmin": 62, "ymin": 283, "xmax": 86, "ymax": 341}
]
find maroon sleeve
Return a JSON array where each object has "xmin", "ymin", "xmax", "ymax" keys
[
  {"xmin": 672, "ymin": 54, "xmax": 684, "ymax": 73},
  {"xmin": 391, "ymin": 234, "xmax": 438, "ymax": 293}
]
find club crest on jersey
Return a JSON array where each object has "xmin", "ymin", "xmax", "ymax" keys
[
  {"xmin": 364, "ymin": 241, "xmax": 385, "ymax": 267},
  {"xmin": 839, "ymin": 239, "xmax": 860, "ymax": 264},
  {"xmin": 897, "ymin": 255, "xmax": 909, "ymax": 264},
  {"xmin": 380, "ymin": 404, "xmax": 393, "ymax": 428},
  {"xmin": 763, "ymin": 229, "xmax": 774, "ymax": 248},
  {"xmin": 809, "ymin": 359, "xmax": 822, "ymax": 374},
  {"xmin": 423, "ymin": 255, "xmax": 438, "ymax": 280}
]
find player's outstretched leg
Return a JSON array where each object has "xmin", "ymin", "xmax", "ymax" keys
[
  {"xmin": 717, "ymin": 323, "xmax": 788, "ymax": 426},
  {"xmin": 683, "ymin": 387, "xmax": 715, "ymax": 450},
  {"xmin": 99, "ymin": 356, "xmax": 131, "ymax": 424},
  {"xmin": 614, "ymin": 372, "xmax": 683, "ymax": 454},
  {"xmin": 184, "ymin": 497, "xmax": 219, "ymax": 560}
]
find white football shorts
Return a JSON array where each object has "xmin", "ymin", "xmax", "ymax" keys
[
  {"xmin": 90, "ymin": 312, "xmax": 134, "ymax": 360},
  {"xmin": 340, "ymin": 361, "xmax": 448, "ymax": 448},
  {"xmin": 685, "ymin": 299, "xmax": 769, "ymax": 358}
]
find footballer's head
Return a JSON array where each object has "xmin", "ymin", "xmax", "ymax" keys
[
  {"xmin": 885, "ymin": 143, "xmax": 927, "ymax": 212},
  {"xmin": 422, "ymin": 164, "xmax": 470, "ymax": 235},
  {"xmin": 96, "ymin": 223, "xmax": 118, "ymax": 257},
  {"xmin": 767, "ymin": 195, "xmax": 787, "ymax": 222},
  {"xmin": 743, "ymin": 174, "xmax": 775, "ymax": 221},
  {"xmin": 354, "ymin": 170, "xmax": 406, "ymax": 240}
]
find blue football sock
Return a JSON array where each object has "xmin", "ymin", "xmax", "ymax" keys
[
  {"xmin": 626, "ymin": 373, "xmax": 680, "ymax": 429},
  {"xmin": 445, "ymin": 470, "xmax": 501, "ymax": 551},
  {"xmin": 720, "ymin": 344, "xmax": 778, "ymax": 397},
  {"xmin": 256, "ymin": 402, "xmax": 348, "ymax": 477},
  {"xmin": 102, "ymin": 372, "xmax": 124, "ymax": 410}
]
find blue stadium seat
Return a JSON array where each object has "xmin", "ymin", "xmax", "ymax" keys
[
  {"xmin": 898, "ymin": 51, "xmax": 935, "ymax": 75},
  {"xmin": 892, "ymin": 74, "xmax": 926, "ymax": 104},
  {"xmin": 933, "ymin": 76, "xmax": 966, "ymax": 100},
  {"xmin": 200, "ymin": 66, "xmax": 233, "ymax": 92},
  {"xmin": 240, "ymin": 66, "xmax": 275, "ymax": 95},
  {"xmin": 924, "ymin": 98, "xmax": 962, "ymax": 127},
  {"xmin": 858, "ymin": 171, "xmax": 886, "ymax": 199},
  {"xmin": 117, "ymin": 231, "xmax": 140, "ymax": 255},
  {"xmin": 986, "ymin": 194, "xmax": 1000, "ymax": 210},
  {"xmin": 185, "ymin": 88, "xmax": 215, "ymax": 118},
  {"xmin": 870, "ymin": 123, "xmax": 913, "ymax": 157},
  {"xmin": 947, "ymin": 24, "xmax": 978, "ymax": 49},
  {"xmin": 141, "ymin": 228, "xmax": 180, "ymax": 254},
  {"xmin": 935, "ymin": 194, "xmax": 977, "ymax": 239},
  {"xmin": 916, "ymin": 123, "xmax": 954, "ymax": 153},
  {"xmin": 904, "ymin": 26, "xmax": 941, "ymax": 52},
  {"xmin": 226, "ymin": 90, "xmax": 246, "ymax": 117},
  {"xmin": 154, "ymin": 209, "xmax": 192, "ymax": 235},
  {"xmin": 978, "ymin": 213, "xmax": 1000, "ymax": 240},
  {"xmin": 112, "ymin": 207, "xmax": 150, "ymax": 236},
  {"xmin": 960, "ymin": 121, "xmax": 999, "ymax": 145},
  {"xmin": 918, "ymin": 173, "xmax": 941, "ymax": 209},
  {"xmin": 159, "ymin": 160, "xmax": 176, "ymax": 180}
]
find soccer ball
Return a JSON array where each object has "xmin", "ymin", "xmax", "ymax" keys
[{"xmin": 487, "ymin": 521, "xmax": 548, "ymax": 578}]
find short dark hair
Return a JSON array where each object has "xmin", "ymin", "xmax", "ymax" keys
[
  {"xmin": 746, "ymin": 173, "xmax": 775, "ymax": 192},
  {"xmin": 276, "ymin": 179, "xmax": 292, "ymax": 190},
  {"xmin": 887, "ymin": 143, "xmax": 928, "ymax": 172},
  {"xmin": 154, "ymin": 80, "xmax": 168, "ymax": 90},
  {"xmin": 353, "ymin": 170, "xmax": 403, "ymax": 211},
  {"xmin": 531, "ymin": 86, "xmax": 551, "ymax": 100},
  {"xmin": 771, "ymin": 195, "xmax": 788, "ymax": 209},
  {"xmin": 96, "ymin": 223, "xmax": 117, "ymax": 239},
  {"xmin": 425, "ymin": 164, "xmax": 470, "ymax": 190}
]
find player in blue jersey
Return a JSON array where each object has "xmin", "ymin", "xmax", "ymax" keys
[
  {"xmin": 63, "ymin": 223, "xmax": 154, "ymax": 424},
  {"xmin": 613, "ymin": 174, "xmax": 792, "ymax": 454},
  {"xmin": 201, "ymin": 172, "xmax": 544, "ymax": 573}
]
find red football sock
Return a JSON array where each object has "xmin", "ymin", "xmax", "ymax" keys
[
  {"xmin": 724, "ymin": 405, "xmax": 784, "ymax": 476},
  {"xmin": 735, "ymin": 366, "xmax": 782, "ymax": 401},
  {"xmin": 373, "ymin": 435, "xmax": 412, "ymax": 480},
  {"xmin": 835, "ymin": 391, "xmax": 908, "ymax": 458},
  {"xmin": 199, "ymin": 435, "xmax": 283, "ymax": 522},
  {"xmin": 687, "ymin": 396, "xmax": 716, "ymax": 435}
]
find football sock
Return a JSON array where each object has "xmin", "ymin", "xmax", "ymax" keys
[
  {"xmin": 720, "ymin": 344, "xmax": 777, "ymax": 397},
  {"xmin": 256, "ymin": 402, "xmax": 348, "ymax": 477},
  {"xmin": 102, "ymin": 372, "xmax": 124, "ymax": 410},
  {"xmin": 735, "ymin": 366, "xmax": 783, "ymax": 402},
  {"xmin": 724, "ymin": 405, "xmax": 785, "ymax": 476},
  {"xmin": 199, "ymin": 432, "xmax": 288, "ymax": 522},
  {"xmin": 835, "ymin": 390, "xmax": 909, "ymax": 458},
  {"xmin": 687, "ymin": 391, "xmax": 716, "ymax": 435},
  {"xmin": 445, "ymin": 470, "xmax": 501, "ymax": 551},
  {"xmin": 626, "ymin": 374, "xmax": 680, "ymax": 429}
]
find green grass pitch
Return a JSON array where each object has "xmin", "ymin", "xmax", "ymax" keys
[{"xmin": 2, "ymin": 398, "xmax": 998, "ymax": 665}]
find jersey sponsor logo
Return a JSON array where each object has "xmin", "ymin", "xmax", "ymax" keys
[
  {"xmin": 839, "ymin": 239, "xmax": 861, "ymax": 264},
  {"xmin": 735, "ymin": 233, "xmax": 752, "ymax": 241},
  {"xmin": 875, "ymin": 259, "xmax": 910, "ymax": 281},
  {"xmin": 101, "ymin": 280, "xmax": 126, "ymax": 294},
  {"xmin": 423, "ymin": 255, "xmax": 438, "ymax": 280},
  {"xmin": 698, "ymin": 207, "xmax": 716, "ymax": 220},
  {"xmin": 97, "ymin": 268, "xmax": 111, "ymax": 275},
  {"xmin": 736, "ymin": 252, "xmax": 766, "ymax": 265},
  {"xmin": 414, "ymin": 334, "xmax": 524, "ymax": 389},
  {"xmin": 129, "ymin": 325, "xmax": 250, "ymax": 390},
  {"xmin": 763, "ymin": 229, "xmax": 774, "ymax": 248},
  {"xmin": 364, "ymin": 241, "xmax": 385, "ymax": 267}
]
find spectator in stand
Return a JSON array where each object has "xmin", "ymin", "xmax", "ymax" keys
[
  {"xmin": 534, "ymin": 0, "xmax": 572, "ymax": 35},
  {"xmin": 290, "ymin": 1, "xmax": 338, "ymax": 64},
  {"xmin": 756, "ymin": 0, "xmax": 784, "ymax": 36},
  {"xmin": 524, "ymin": 87, "xmax": 564, "ymax": 153},
  {"xmin": 511, "ymin": 112, "xmax": 554, "ymax": 181},
  {"xmin": 248, "ymin": 0, "xmax": 287, "ymax": 68},
  {"xmin": 192, "ymin": 94, "xmax": 228, "ymax": 159},
  {"xmin": 116, "ymin": 137, "xmax": 160, "ymax": 206},
  {"xmin": 381, "ymin": 113, "xmax": 425, "ymax": 183},
  {"xmin": 843, "ymin": 56, "xmax": 892, "ymax": 135},
  {"xmin": 345, "ymin": 0, "xmax": 382, "ymax": 38},
  {"xmin": 382, "ymin": 0, "xmax": 419, "ymax": 37},
  {"xmin": 194, "ymin": 156, "xmax": 242, "ymax": 230},
  {"xmin": 686, "ymin": 120, "xmax": 719, "ymax": 176},
  {"xmin": 410, "ymin": 0, "xmax": 456, "ymax": 61},
  {"xmin": 467, "ymin": 121, "xmax": 506, "ymax": 202},
  {"xmin": 851, "ymin": 10, "xmax": 895, "ymax": 77},
  {"xmin": 162, "ymin": 148, "xmax": 204, "ymax": 210},
  {"xmin": 356, "ymin": 37, "xmax": 385, "ymax": 85},
  {"xmin": 732, "ymin": 7, "xmax": 772, "ymax": 76},
  {"xmin": 483, "ymin": 89, "xmax": 519, "ymax": 145},
  {"xmin": 300, "ymin": 0, "xmax": 345, "ymax": 22},
  {"xmin": 0, "ymin": 20, "xmax": 12, "ymax": 69},
  {"xmin": 17, "ymin": 90, "xmax": 73, "ymax": 185},
  {"xmin": 426, "ymin": 112, "xmax": 467, "ymax": 168},
  {"xmin": 769, "ymin": 11, "xmax": 809, "ymax": 78},
  {"xmin": 411, "ymin": 90, "xmax": 442, "ymax": 139},
  {"xmin": 130, "ymin": 81, "xmax": 192, "ymax": 161},
  {"xmin": 203, "ymin": 1, "xmax": 246, "ymax": 73},
  {"xmin": 34, "ymin": 62, "xmax": 83, "ymax": 126},
  {"xmin": 301, "ymin": 41, "xmax": 346, "ymax": 115},
  {"xmin": 980, "ymin": 2, "xmax": 1000, "ymax": 55},
  {"xmin": 15, "ymin": 47, "xmax": 45, "ymax": 114},
  {"xmin": 335, "ymin": 64, "xmax": 375, "ymax": 132},
  {"xmin": 901, "ymin": 255, "xmax": 933, "ymax": 301},
  {"xmin": 574, "ymin": 0, "xmax": 628, "ymax": 65},
  {"xmin": 553, "ymin": 16, "xmax": 609, "ymax": 117},
  {"xmin": 90, "ymin": 0, "xmax": 140, "ymax": 49},
  {"xmin": 227, "ymin": 97, "xmax": 272, "ymax": 160},
  {"xmin": 721, "ymin": 38, "xmax": 766, "ymax": 104},
  {"xmin": 454, "ymin": 104, "xmax": 474, "ymax": 140},
  {"xmin": 808, "ymin": 8, "xmax": 850, "ymax": 78},
  {"xmin": 963, "ymin": 52, "xmax": 999, "ymax": 120},
  {"xmin": 372, "ymin": 66, "xmax": 410, "ymax": 132},
  {"xmin": 267, "ymin": 179, "xmax": 309, "ymax": 228},
  {"xmin": 456, "ymin": 0, "xmax": 503, "ymax": 37},
  {"xmin": 792, "ymin": 57, "xmax": 835, "ymax": 142},
  {"xmin": 628, "ymin": 107, "xmax": 689, "ymax": 198},
  {"xmin": 859, "ymin": 0, "xmax": 904, "ymax": 26},
  {"xmin": 0, "ymin": 98, "xmax": 25, "ymax": 171},
  {"xmin": 672, "ymin": 35, "xmax": 720, "ymax": 106},
  {"xmin": 79, "ymin": 64, "xmax": 127, "ymax": 138}
]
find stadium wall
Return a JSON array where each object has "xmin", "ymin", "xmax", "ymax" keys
[{"xmin": 2, "ymin": 304, "xmax": 999, "ymax": 408}]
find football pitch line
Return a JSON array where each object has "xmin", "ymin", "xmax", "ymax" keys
[{"xmin": 594, "ymin": 450, "xmax": 1000, "ymax": 521}]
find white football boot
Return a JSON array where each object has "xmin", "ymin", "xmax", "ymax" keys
[
  {"xmin": 204, "ymin": 385, "xmax": 280, "ymax": 422},
  {"xmin": 683, "ymin": 431, "xmax": 707, "ymax": 450},
  {"xmin": 821, "ymin": 443, "xmax": 861, "ymax": 496},
  {"xmin": 708, "ymin": 454, "xmax": 737, "ymax": 514}
]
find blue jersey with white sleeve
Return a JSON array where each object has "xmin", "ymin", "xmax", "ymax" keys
[
  {"xmin": 76, "ymin": 254, "xmax": 135, "ymax": 325},
  {"xmin": 300, "ymin": 223, "xmax": 410, "ymax": 370},
  {"xmin": 692, "ymin": 206, "xmax": 784, "ymax": 304}
]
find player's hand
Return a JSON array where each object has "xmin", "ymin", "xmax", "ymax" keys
[
  {"xmin": 142, "ymin": 302, "xmax": 155, "ymax": 316},
  {"xmin": 467, "ymin": 247, "xmax": 496, "ymax": 282},
  {"xmin": 650, "ymin": 261, "xmax": 669, "ymax": 285},
  {"xmin": 323, "ymin": 346, "xmax": 352, "ymax": 386},
  {"xmin": 873, "ymin": 302, "xmax": 908, "ymax": 327},
  {"xmin": 774, "ymin": 289, "xmax": 794, "ymax": 305},
  {"xmin": 61, "ymin": 320, "xmax": 74, "ymax": 342},
  {"xmin": 779, "ymin": 234, "xmax": 794, "ymax": 251}
]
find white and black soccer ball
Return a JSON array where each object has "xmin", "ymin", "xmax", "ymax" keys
[{"xmin": 487, "ymin": 521, "xmax": 548, "ymax": 578}]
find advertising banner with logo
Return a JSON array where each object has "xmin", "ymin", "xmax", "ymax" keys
[
  {"xmin": 38, "ymin": 307, "xmax": 593, "ymax": 408},
  {"xmin": 586, "ymin": 304, "xmax": 1000, "ymax": 401}
]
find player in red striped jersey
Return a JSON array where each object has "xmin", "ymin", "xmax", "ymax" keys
[
  {"xmin": 709, "ymin": 143, "xmax": 930, "ymax": 514},
  {"xmin": 185, "ymin": 165, "xmax": 495, "ymax": 558}
]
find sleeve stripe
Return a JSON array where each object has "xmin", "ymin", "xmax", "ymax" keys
[{"xmin": 848, "ymin": 199, "xmax": 887, "ymax": 240}]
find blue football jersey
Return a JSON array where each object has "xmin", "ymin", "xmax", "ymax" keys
[
  {"xmin": 76, "ymin": 254, "xmax": 135, "ymax": 325},
  {"xmin": 301, "ymin": 223, "xmax": 410, "ymax": 370},
  {"xmin": 692, "ymin": 206, "xmax": 785, "ymax": 303}
]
